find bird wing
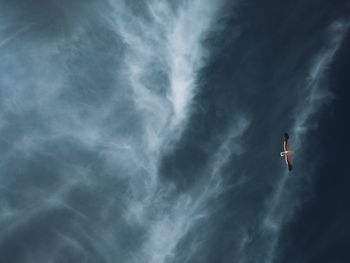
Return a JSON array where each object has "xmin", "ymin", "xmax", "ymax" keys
[
  {"xmin": 286, "ymin": 153, "xmax": 293, "ymax": 171},
  {"xmin": 284, "ymin": 133, "xmax": 290, "ymax": 151}
]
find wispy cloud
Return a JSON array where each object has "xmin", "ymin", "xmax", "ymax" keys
[
  {"xmin": 292, "ymin": 21, "xmax": 349, "ymax": 149},
  {"xmin": 0, "ymin": 0, "xmax": 233, "ymax": 262},
  {"xmin": 258, "ymin": 20, "xmax": 349, "ymax": 263},
  {"xmin": 2, "ymin": 1, "xmax": 346, "ymax": 263},
  {"xmin": 132, "ymin": 116, "xmax": 249, "ymax": 263},
  {"xmin": 102, "ymin": 1, "xmax": 247, "ymax": 262}
]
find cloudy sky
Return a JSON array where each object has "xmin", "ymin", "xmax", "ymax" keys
[{"xmin": 0, "ymin": 0, "xmax": 349, "ymax": 262}]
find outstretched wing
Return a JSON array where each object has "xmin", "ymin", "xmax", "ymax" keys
[
  {"xmin": 283, "ymin": 133, "xmax": 290, "ymax": 151},
  {"xmin": 285, "ymin": 153, "xmax": 293, "ymax": 171}
]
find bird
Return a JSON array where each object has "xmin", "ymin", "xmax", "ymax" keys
[{"xmin": 280, "ymin": 133, "xmax": 293, "ymax": 171}]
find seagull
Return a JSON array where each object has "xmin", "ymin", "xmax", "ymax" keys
[{"xmin": 280, "ymin": 133, "xmax": 293, "ymax": 171}]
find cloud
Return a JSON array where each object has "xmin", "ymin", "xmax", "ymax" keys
[
  {"xmin": 292, "ymin": 21, "xmax": 350, "ymax": 149},
  {"xmin": 2, "ymin": 0, "xmax": 346, "ymax": 262},
  {"xmin": 258, "ymin": 20, "xmax": 349, "ymax": 263},
  {"xmin": 0, "ymin": 0, "xmax": 230, "ymax": 262}
]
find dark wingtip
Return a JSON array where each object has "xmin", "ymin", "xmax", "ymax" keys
[{"xmin": 284, "ymin": 132, "xmax": 289, "ymax": 140}]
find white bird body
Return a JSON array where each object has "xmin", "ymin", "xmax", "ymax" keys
[{"xmin": 281, "ymin": 133, "xmax": 293, "ymax": 171}]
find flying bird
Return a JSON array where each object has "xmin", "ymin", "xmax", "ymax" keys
[{"xmin": 280, "ymin": 133, "xmax": 293, "ymax": 171}]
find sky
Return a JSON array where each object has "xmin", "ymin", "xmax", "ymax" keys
[{"xmin": 0, "ymin": 0, "xmax": 349, "ymax": 263}]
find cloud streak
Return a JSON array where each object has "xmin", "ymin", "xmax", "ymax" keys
[
  {"xmin": 0, "ymin": 0, "xmax": 231, "ymax": 262},
  {"xmin": 1, "ymin": 1, "xmax": 347, "ymax": 263},
  {"xmin": 259, "ymin": 20, "xmax": 349, "ymax": 263}
]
